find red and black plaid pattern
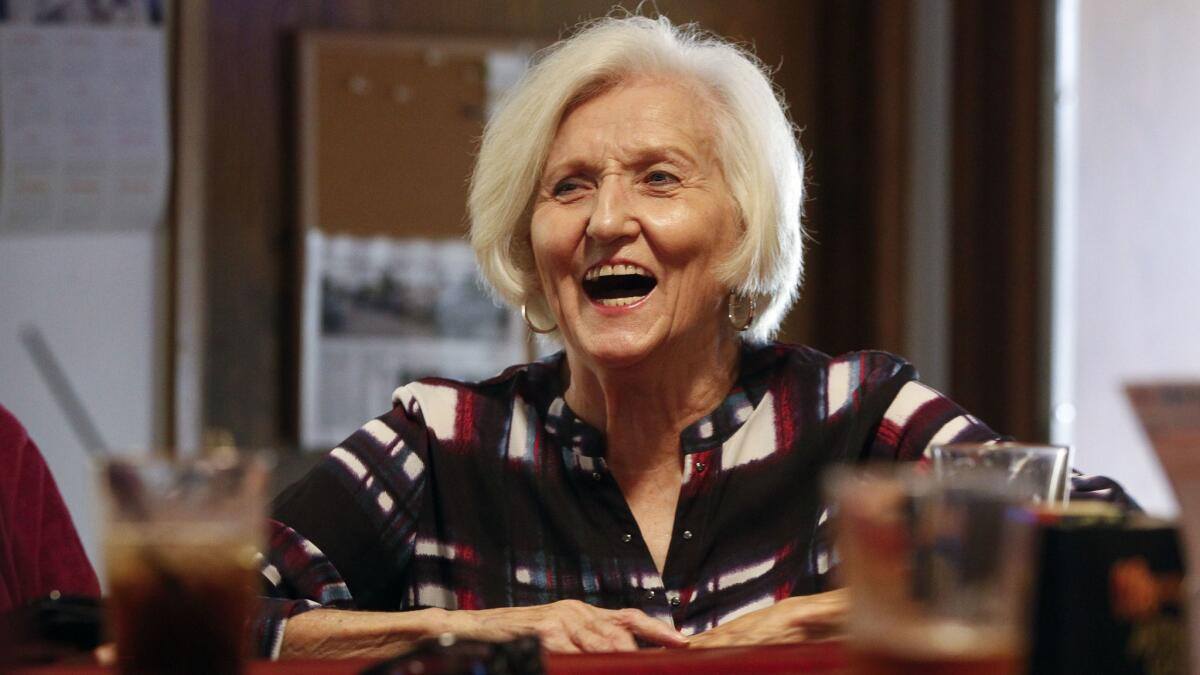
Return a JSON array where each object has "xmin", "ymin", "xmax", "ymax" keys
[{"xmin": 254, "ymin": 343, "xmax": 1124, "ymax": 657}]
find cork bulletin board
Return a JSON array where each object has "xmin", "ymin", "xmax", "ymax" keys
[{"xmin": 298, "ymin": 32, "xmax": 532, "ymax": 238}]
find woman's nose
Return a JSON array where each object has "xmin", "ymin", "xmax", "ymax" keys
[{"xmin": 585, "ymin": 178, "xmax": 640, "ymax": 242}]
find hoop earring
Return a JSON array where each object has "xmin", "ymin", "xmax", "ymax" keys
[
  {"xmin": 727, "ymin": 292, "xmax": 756, "ymax": 332},
  {"xmin": 522, "ymin": 303, "xmax": 557, "ymax": 334}
]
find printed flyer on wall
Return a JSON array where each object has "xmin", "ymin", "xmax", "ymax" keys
[{"xmin": 300, "ymin": 231, "xmax": 529, "ymax": 449}]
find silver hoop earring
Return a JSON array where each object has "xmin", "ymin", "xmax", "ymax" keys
[
  {"xmin": 522, "ymin": 303, "xmax": 557, "ymax": 334},
  {"xmin": 727, "ymin": 292, "xmax": 756, "ymax": 332}
]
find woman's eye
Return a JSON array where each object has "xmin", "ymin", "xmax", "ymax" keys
[
  {"xmin": 646, "ymin": 170, "xmax": 679, "ymax": 186},
  {"xmin": 553, "ymin": 180, "xmax": 582, "ymax": 196}
]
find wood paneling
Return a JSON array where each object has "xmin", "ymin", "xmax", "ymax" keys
[
  {"xmin": 950, "ymin": 0, "xmax": 1049, "ymax": 441},
  {"xmin": 784, "ymin": 0, "xmax": 912, "ymax": 356}
]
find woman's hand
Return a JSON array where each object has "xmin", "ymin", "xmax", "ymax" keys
[
  {"xmin": 459, "ymin": 599, "xmax": 689, "ymax": 653},
  {"xmin": 281, "ymin": 601, "xmax": 686, "ymax": 659},
  {"xmin": 686, "ymin": 589, "xmax": 848, "ymax": 649}
]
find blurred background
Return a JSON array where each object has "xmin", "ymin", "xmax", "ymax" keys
[{"xmin": 0, "ymin": 0, "xmax": 1197, "ymax": 574}]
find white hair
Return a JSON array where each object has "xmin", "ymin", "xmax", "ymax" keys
[{"xmin": 468, "ymin": 14, "xmax": 805, "ymax": 342}]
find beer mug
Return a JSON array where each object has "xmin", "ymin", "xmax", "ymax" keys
[{"xmin": 827, "ymin": 464, "xmax": 1036, "ymax": 675}]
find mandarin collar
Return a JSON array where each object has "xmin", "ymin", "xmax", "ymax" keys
[{"xmin": 529, "ymin": 343, "xmax": 776, "ymax": 457}]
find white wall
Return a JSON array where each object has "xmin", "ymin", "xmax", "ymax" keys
[
  {"xmin": 0, "ymin": 232, "xmax": 168, "ymax": 581},
  {"xmin": 1062, "ymin": 0, "xmax": 1200, "ymax": 515}
]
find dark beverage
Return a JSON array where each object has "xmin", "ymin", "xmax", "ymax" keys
[{"xmin": 106, "ymin": 531, "xmax": 258, "ymax": 675}]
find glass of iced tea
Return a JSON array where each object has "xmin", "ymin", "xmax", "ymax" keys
[
  {"xmin": 98, "ymin": 449, "xmax": 270, "ymax": 674},
  {"xmin": 828, "ymin": 464, "xmax": 1036, "ymax": 675}
]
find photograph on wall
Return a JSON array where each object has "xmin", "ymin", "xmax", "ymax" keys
[{"xmin": 300, "ymin": 232, "xmax": 528, "ymax": 449}]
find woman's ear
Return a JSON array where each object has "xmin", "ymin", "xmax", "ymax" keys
[{"xmin": 526, "ymin": 270, "xmax": 544, "ymax": 297}]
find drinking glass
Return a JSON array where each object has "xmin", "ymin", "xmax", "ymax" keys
[
  {"xmin": 98, "ymin": 449, "xmax": 270, "ymax": 674},
  {"xmin": 828, "ymin": 464, "xmax": 1036, "ymax": 675},
  {"xmin": 931, "ymin": 442, "xmax": 1072, "ymax": 505}
]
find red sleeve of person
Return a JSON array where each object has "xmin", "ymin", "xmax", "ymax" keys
[{"xmin": 0, "ymin": 404, "xmax": 100, "ymax": 611}]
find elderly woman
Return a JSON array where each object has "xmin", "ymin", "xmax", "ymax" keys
[{"xmin": 256, "ymin": 16, "xmax": 1001, "ymax": 658}]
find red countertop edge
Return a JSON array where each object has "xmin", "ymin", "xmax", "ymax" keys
[
  {"xmin": 9, "ymin": 641, "xmax": 847, "ymax": 674},
  {"xmin": 545, "ymin": 642, "xmax": 848, "ymax": 674}
]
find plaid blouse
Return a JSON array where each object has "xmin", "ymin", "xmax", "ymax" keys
[{"xmin": 254, "ymin": 343, "xmax": 1000, "ymax": 657}]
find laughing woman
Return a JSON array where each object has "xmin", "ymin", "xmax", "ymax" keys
[{"xmin": 256, "ymin": 15, "xmax": 1002, "ymax": 658}]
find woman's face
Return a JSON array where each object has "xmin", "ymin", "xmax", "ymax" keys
[{"xmin": 531, "ymin": 79, "xmax": 740, "ymax": 370}]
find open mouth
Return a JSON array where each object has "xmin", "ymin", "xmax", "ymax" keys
[{"xmin": 581, "ymin": 263, "xmax": 658, "ymax": 307}]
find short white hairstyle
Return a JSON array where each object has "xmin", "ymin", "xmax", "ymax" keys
[{"xmin": 469, "ymin": 14, "xmax": 805, "ymax": 342}]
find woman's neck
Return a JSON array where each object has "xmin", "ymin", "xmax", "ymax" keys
[{"xmin": 562, "ymin": 333, "xmax": 741, "ymax": 470}]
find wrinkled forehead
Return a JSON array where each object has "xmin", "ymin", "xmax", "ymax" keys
[{"xmin": 544, "ymin": 76, "xmax": 725, "ymax": 170}]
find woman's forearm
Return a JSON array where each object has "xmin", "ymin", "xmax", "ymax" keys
[{"xmin": 279, "ymin": 607, "xmax": 456, "ymax": 659}]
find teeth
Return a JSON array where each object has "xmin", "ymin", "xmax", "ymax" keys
[
  {"xmin": 585, "ymin": 263, "xmax": 653, "ymax": 280},
  {"xmin": 598, "ymin": 297, "xmax": 642, "ymax": 307}
]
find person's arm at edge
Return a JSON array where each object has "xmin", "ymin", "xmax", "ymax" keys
[{"xmin": 0, "ymin": 404, "xmax": 100, "ymax": 609}]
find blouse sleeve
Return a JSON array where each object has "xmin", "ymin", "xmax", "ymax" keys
[
  {"xmin": 808, "ymin": 353, "xmax": 1000, "ymax": 592},
  {"xmin": 855, "ymin": 354, "xmax": 1140, "ymax": 507},
  {"xmin": 867, "ymin": 377, "xmax": 1001, "ymax": 461},
  {"xmin": 809, "ymin": 352, "xmax": 1140, "ymax": 592},
  {"xmin": 252, "ymin": 386, "xmax": 435, "ymax": 658}
]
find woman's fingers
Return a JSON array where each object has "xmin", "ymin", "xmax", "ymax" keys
[
  {"xmin": 539, "ymin": 629, "xmax": 582, "ymax": 654},
  {"xmin": 467, "ymin": 600, "xmax": 685, "ymax": 653},
  {"xmin": 786, "ymin": 588, "xmax": 848, "ymax": 630},
  {"xmin": 534, "ymin": 614, "xmax": 582, "ymax": 653},
  {"xmin": 561, "ymin": 605, "xmax": 640, "ymax": 652},
  {"xmin": 686, "ymin": 590, "xmax": 850, "ymax": 649},
  {"xmin": 611, "ymin": 608, "xmax": 690, "ymax": 648},
  {"xmin": 568, "ymin": 619, "xmax": 625, "ymax": 652},
  {"xmin": 556, "ymin": 604, "xmax": 677, "ymax": 653},
  {"xmin": 587, "ymin": 617, "xmax": 639, "ymax": 652}
]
